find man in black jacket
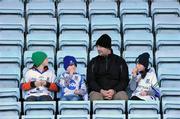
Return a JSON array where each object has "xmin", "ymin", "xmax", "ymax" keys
[{"xmin": 87, "ymin": 34, "xmax": 129, "ymax": 100}]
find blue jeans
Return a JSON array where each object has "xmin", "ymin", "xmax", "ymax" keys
[{"xmin": 61, "ymin": 95, "xmax": 81, "ymax": 101}]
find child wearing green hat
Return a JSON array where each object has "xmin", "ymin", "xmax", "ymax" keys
[{"xmin": 21, "ymin": 51, "xmax": 58, "ymax": 101}]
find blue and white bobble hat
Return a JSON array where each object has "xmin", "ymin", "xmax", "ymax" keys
[{"xmin": 63, "ymin": 56, "xmax": 77, "ymax": 70}]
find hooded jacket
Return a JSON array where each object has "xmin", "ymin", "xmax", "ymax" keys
[{"xmin": 87, "ymin": 51, "xmax": 129, "ymax": 93}]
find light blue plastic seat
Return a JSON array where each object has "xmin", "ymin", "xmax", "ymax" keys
[
  {"xmin": 122, "ymin": 15, "xmax": 152, "ymax": 33},
  {"xmin": 58, "ymin": 2, "xmax": 86, "ymax": 18},
  {"xmin": 57, "ymin": 50, "xmax": 87, "ymax": 69},
  {"xmin": 27, "ymin": 16, "xmax": 57, "ymax": 33},
  {"xmin": 27, "ymin": 0, "xmax": 56, "ymax": 2},
  {"xmin": 128, "ymin": 114, "xmax": 161, "ymax": 119},
  {"xmin": 162, "ymin": 101, "xmax": 180, "ymax": 114},
  {"xmin": 0, "ymin": 63, "xmax": 21, "ymax": 88},
  {"xmin": 27, "ymin": 32, "xmax": 57, "ymax": 52},
  {"xmin": 57, "ymin": 115, "xmax": 90, "ymax": 119},
  {"xmin": 156, "ymin": 32, "xmax": 180, "ymax": 50},
  {"xmin": 91, "ymin": 17, "xmax": 120, "ymax": 34},
  {"xmin": 157, "ymin": 63, "xmax": 180, "ymax": 88},
  {"xmin": 23, "ymin": 101, "xmax": 56, "ymax": 115},
  {"xmin": 89, "ymin": 2, "xmax": 117, "ymax": 19},
  {"xmin": 0, "ymin": 88, "xmax": 20, "ymax": 102},
  {"xmin": 163, "ymin": 114, "xmax": 180, "ymax": 119},
  {"xmin": 0, "ymin": 1, "xmax": 24, "ymax": 16},
  {"xmin": 58, "ymin": 101, "xmax": 90, "ymax": 115},
  {"xmin": 26, "ymin": 2, "xmax": 55, "ymax": 17},
  {"xmin": 21, "ymin": 115, "xmax": 55, "ymax": 119},
  {"xmin": 0, "ymin": 45, "xmax": 22, "ymax": 65},
  {"xmin": 93, "ymin": 100, "xmax": 125, "ymax": 115},
  {"xmin": 59, "ymin": 17, "xmax": 89, "ymax": 33},
  {"xmin": 90, "ymin": 0, "xmax": 116, "ymax": 2},
  {"xmin": 155, "ymin": 50, "xmax": 180, "ymax": 69},
  {"xmin": 92, "ymin": 114, "xmax": 125, "ymax": 119},
  {"xmin": 0, "ymin": 102, "xmax": 21, "ymax": 116},
  {"xmin": 0, "ymin": 116, "xmax": 19, "ymax": 119},
  {"xmin": 59, "ymin": 32, "xmax": 89, "ymax": 52},
  {"xmin": 154, "ymin": 15, "xmax": 180, "ymax": 33},
  {"xmin": 24, "ymin": 50, "xmax": 54, "ymax": 68},
  {"xmin": 128, "ymin": 100, "xmax": 160, "ymax": 114},
  {"xmin": 151, "ymin": 1, "xmax": 180, "ymax": 18},
  {"xmin": 124, "ymin": 30, "xmax": 153, "ymax": 50},
  {"xmin": 0, "ymin": 15, "xmax": 25, "ymax": 32},
  {"xmin": 160, "ymin": 88, "xmax": 180, "ymax": 101},
  {"xmin": 0, "ymin": 30, "xmax": 24, "ymax": 53},
  {"xmin": 58, "ymin": 0, "xmax": 85, "ymax": 2},
  {"xmin": 121, "ymin": 0, "xmax": 148, "ymax": 1},
  {"xmin": 120, "ymin": 2, "xmax": 149, "ymax": 17}
]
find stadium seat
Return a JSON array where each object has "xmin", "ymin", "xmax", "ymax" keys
[
  {"xmin": 151, "ymin": 1, "xmax": 180, "ymax": 18},
  {"xmin": 0, "ymin": 45, "xmax": 22, "ymax": 65},
  {"xmin": 0, "ymin": 88, "xmax": 20, "ymax": 102},
  {"xmin": 155, "ymin": 50, "xmax": 180, "ymax": 69},
  {"xmin": 123, "ymin": 30, "xmax": 153, "ymax": 50},
  {"xmin": 0, "ymin": 1, "xmax": 24, "ymax": 16},
  {"xmin": 0, "ymin": 102, "xmax": 21, "ymax": 116},
  {"xmin": 27, "ymin": 16, "xmax": 57, "ymax": 33},
  {"xmin": 21, "ymin": 115, "xmax": 55, "ymax": 119},
  {"xmin": 156, "ymin": 32, "xmax": 180, "ymax": 50},
  {"xmin": 89, "ymin": 2, "xmax": 117, "ymax": 19},
  {"xmin": 26, "ymin": 0, "xmax": 55, "ymax": 2},
  {"xmin": 122, "ymin": 15, "xmax": 152, "ymax": 33},
  {"xmin": 160, "ymin": 88, "xmax": 180, "ymax": 101},
  {"xmin": 26, "ymin": 2, "xmax": 55, "ymax": 17},
  {"xmin": 120, "ymin": 2, "xmax": 149, "ymax": 17},
  {"xmin": 163, "ymin": 114, "xmax": 180, "ymax": 119},
  {"xmin": 59, "ymin": 32, "xmax": 89, "ymax": 51},
  {"xmin": 26, "ymin": 32, "xmax": 57, "ymax": 52},
  {"xmin": 92, "ymin": 114, "xmax": 125, "ymax": 119},
  {"xmin": 0, "ymin": 116, "xmax": 19, "ymax": 119},
  {"xmin": 23, "ymin": 101, "xmax": 56, "ymax": 115},
  {"xmin": 0, "ymin": 30, "xmax": 24, "ymax": 53},
  {"xmin": 157, "ymin": 63, "xmax": 180, "ymax": 88},
  {"xmin": 58, "ymin": 2, "xmax": 86, "ymax": 18},
  {"xmin": 154, "ymin": 15, "xmax": 180, "ymax": 33},
  {"xmin": 128, "ymin": 100, "xmax": 160, "ymax": 114},
  {"xmin": 57, "ymin": 115, "xmax": 90, "ymax": 119},
  {"xmin": 162, "ymin": 101, "xmax": 180, "ymax": 114},
  {"xmin": 58, "ymin": 0, "xmax": 85, "ymax": 2},
  {"xmin": 128, "ymin": 114, "xmax": 161, "ymax": 119},
  {"xmin": 58, "ymin": 101, "xmax": 90, "ymax": 115},
  {"xmin": 93, "ymin": 100, "xmax": 125, "ymax": 114},
  {"xmin": 0, "ymin": 15, "xmax": 25, "ymax": 32},
  {"xmin": 0, "ymin": 63, "xmax": 21, "ymax": 88},
  {"xmin": 57, "ymin": 50, "xmax": 87, "ymax": 68},
  {"xmin": 91, "ymin": 17, "xmax": 120, "ymax": 34},
  {"xmin": 59, "ymin": 17, "xmax": 89, "ymax": 33}
]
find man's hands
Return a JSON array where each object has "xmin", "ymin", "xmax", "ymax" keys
[{"xmin": 100, "ymin": 89, "xmax": 116, "ymax": 100}]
